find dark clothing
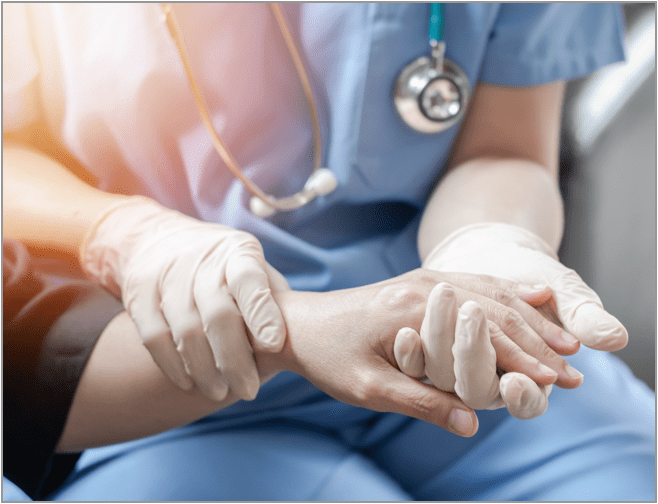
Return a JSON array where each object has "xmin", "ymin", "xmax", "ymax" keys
[{"xmin": 3, "ymin": 239, "xmax": 123, "ymax": 499}]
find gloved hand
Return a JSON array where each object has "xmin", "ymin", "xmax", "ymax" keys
[
  {"xmin": 80, "ymin": 196, "xmax": 288, "ymax": 401},
  {"xmin": 394, "ymin": 283, "xmax": 552, "ymax": 419},
  {"xmin": 423, "ymin": 223, "xmax": 628, "ymax": 352}
]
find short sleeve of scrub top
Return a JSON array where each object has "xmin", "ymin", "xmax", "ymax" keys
[{"xmin": 479, "ymin": 3, "xmax": 625, "ymax": 85}]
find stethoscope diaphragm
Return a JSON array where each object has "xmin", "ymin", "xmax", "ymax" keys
[
  {"xmin": 394, "ymin": 6, "xmax": 470, "ymax": 134},
  {"xmin": 394, "ymin": 43, "xmax": 469, "ymax": 133}
]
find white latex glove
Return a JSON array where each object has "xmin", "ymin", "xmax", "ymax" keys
[
  {"xmin": 394, "ymin": 283, "xmax": 552, "ymax": 419},
  {"xmin": 423, "ymin": 223, "xmax": 628, "ymax": 352},
  {"xmin": 80, "ymin": 196, "xmax": 289, "ymax": 401}
]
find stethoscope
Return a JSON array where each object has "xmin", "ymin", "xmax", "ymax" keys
[
  {"xmin": 394, "ymin": 3, "xmax": 470, "ymax": 133},
  {"xmin": 162, "ymin": 3, "xmax": 469, "ymax": 218}
]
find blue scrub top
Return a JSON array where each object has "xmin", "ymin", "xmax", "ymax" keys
[
  {"xmin": 7, "ymin": 3, "xmax": 625, "ymax": 292},
  {"xmin": 205, "ymin": 3, "xmax": 625, "ymax": 292}
]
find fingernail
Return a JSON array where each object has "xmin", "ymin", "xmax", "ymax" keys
[
  {"xmin": 561, "ymin": 331, "xmax": 579, "ymax": 345},
  {"xmin": 538, "ymin": 363, "xmax": 558, "ymax": 379},
  {"xmin": 565, "ymin": 364, "xmax": 584, "ymax": 381},
  {"xmin": 449, "ymin": 409, "xmax": 475, "ymax": 436},
  {"xmin": 516, "ymin": 284, "xmax": 544, "ymax": 293}
]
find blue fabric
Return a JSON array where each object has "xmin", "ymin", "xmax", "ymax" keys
[
  {"xmin": 203, "ymin": 2, "xmax": 626, "ymax": 293},
  {"xmin": 48, "ymin": 349, "xmax": 654, "ymax": 501},
  {"xmin": 3, "ymin": 477, "xmax": 32, "ymax": 502},
  {"xmin": 15, "ymin": 3, "xmax": 653, "ymax": 501}
]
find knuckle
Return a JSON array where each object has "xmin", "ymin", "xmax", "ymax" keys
[
  {"xmin": 493, "ymin": 288, "xmax": 516, "ymax": 306},
  {"xmin": 374, "ymin": 284, "xmax": 425, "ymax": 314},
  {"xmin": 353, "ymin": 371, "xmax": 382, "ymax": 404},
  {"xmin": 410, "ymin": 388, "xmax": 443, "ymax": 418},
  {"xmin": 499, "ymin": 308, "xmax": 525, "ymax": 333}
]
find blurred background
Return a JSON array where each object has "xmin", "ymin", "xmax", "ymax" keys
[{"xmin": 559, "ymin": 3, "xmax": 656, "ymax": 389}]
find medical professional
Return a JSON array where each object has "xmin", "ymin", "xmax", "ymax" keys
[{"xmin": 3, "ymin": 3, "xmax": 654, "ymax": 501}]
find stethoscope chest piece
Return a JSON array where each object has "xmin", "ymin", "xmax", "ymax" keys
[{"xmin": 394, "ymin": 41, "xmax": 469, "ymax": 134}]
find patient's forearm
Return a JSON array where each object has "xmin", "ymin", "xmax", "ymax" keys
[
  {"xmin": 59, "ymin": 268, "xmax": 578, "ymax": 450},
  {"xmin": 3, "ymin": 142, "xmax": 127, "ymax": 255},
  {"xmin": 58, "ymin": 289, "xmax": 370, "ymax": 452},
  {"xmin": 57, "ymin": 312, "xmax": 281, "ymax": 453},
  {"xmin": 58, "ymin": 278, "xmax": 467, "ymax": 452}
]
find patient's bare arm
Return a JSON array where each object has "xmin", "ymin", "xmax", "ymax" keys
[
  {"xmin": 58, "ymin": 272, "xmax": 478, "ymax": 452},
  {"xmin": 59, "ymin": 268, "xmax": 578, "ymax": 451}
]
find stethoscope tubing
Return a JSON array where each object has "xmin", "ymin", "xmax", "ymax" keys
[
  {"xmin": 162, "ymin": 3, "xmax": 327, "ymax": 215},
  {"xmin": 163, "ymin": 3, "xmax": 467, "ymax": 215}
]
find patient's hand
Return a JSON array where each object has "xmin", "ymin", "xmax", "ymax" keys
[
  {"xmin": 259, "ymin": 273, "xmax": 478, "ymax": 436},
  {"xmin": 61, "ymin": 268, "xmax": 573, "ymax": 450},
  {"xmin": 394, "ymin": 283, "xmax": 553, "ymax": 419},
  {"xmin": 258, "ymin": 269, "xmax": 577, "ymax": 435}
]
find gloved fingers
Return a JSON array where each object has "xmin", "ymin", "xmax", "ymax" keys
[
  {"xmin": 421, "ymin": 282, "xmax": 457, "ymax": 392},
  {"xmin": 124, "ymin": 289, "xmax": 194, "ymax": 391},
  {"xmin": 393, "ymin": 327, "xmax": 425, "ymax": 378},
  {"xmin": 225, "ymin": 248, "xmax": 287, "ymax": 352},
  {"xmin": 551, "ymin": 271, "xmax": 628, "ymax": 351},
  {"xmin": 194, "ymin": 279, "xmax": 261, "ymax": 401},
  {"xmin": 371, "ymin": 365, "xmax": 478, "ymax": 437},
  {"xmin": 452, "ymin": 286, "xmax": 581, "ymax": 389},
  {"xmin": 499, "ymin": 372, "xmax": 552, "ymax": 419},
  {"xmin": 264, "ymin": 262, "xmax": 291, "ymax": 292},
  {"xmin": 452, "ymin": 301, "xmax": 501, "ymax": 410},
  {"xmin": 159, "ymin": 295, "xmax": 229, "ymax": 402}
]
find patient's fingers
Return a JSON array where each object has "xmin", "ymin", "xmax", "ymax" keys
[
  {"xmin": 394, "ymin": 327, "xmax": 425, "ymax": 378},
  {"xmin": 421, "ymin": 282, "xmax": 458, "ymax": 392},
  {"xmin": 499, "ymin": 372, "xmax": 552, "ymax": 419},
  {"xmin": 450, "ymin": 286, "xmax": 578, "ymax": 389},
  {"xmin": 487, "ymin": 320, "xmax": 559, "ymax": 382},
  {"xmin": 376, "ymin": 366, "xmax": 478, "ymax": 437},
  {"xmin": 452, "ymin": 301, "xmax": 501, "ymax": 410}
]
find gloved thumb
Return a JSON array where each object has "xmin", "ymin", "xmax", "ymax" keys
[
  {"xmin": 499, "ymin": 372, "xmax": 552, "ymax": 419},
  {"xmin": 394, "ymin": 327, "xmax": 425, "ymax": 378},
  {"xmin": 551, "ymin": 270, "xmax": 628, "ymax": 351}
]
